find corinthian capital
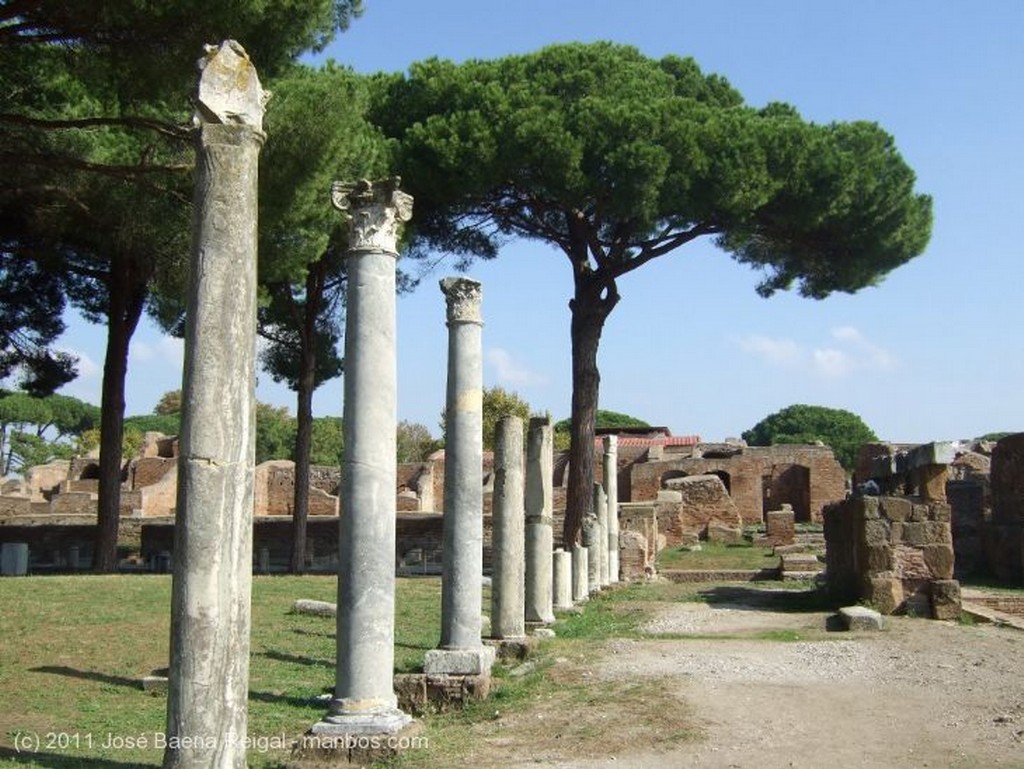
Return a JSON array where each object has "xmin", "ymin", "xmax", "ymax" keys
[
  {"xmin": 440, "ymin": 277, "xmax": 483, "ymax": 325},
  {"xmin": 331, "ymin": 177, "xmax": 414, "ymax": 253}
]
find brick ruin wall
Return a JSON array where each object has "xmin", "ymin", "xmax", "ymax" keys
[{"xmin": 627, "ymin": 445, "xmax": 846, "ymax": 525}]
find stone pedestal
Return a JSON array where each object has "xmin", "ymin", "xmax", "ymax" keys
[
  {"xmin": 429, "ymin": 277, "xmax": 492, "ymax": 677},
  {"xmin": 552, "ymin": 548, "xmax": 573, "ymax": 610},
  {"xmin": 525, "ymin": 416, "xmax": 555, "ymax": 623},
  {"xmin": 165, "ymin": 41, "xmax": 266, "ymax": 769},
  {"xmin": 572, "ymin": 545, "xmax": 589, "ymax": 602},
  {"xmin": 312, "ymin": 178, "xmax": 414, "ymax": 739},
  {"xmin": 491, "ymin": 417, "xmax": 525, "ymax": 640},
  {"xmin": 603, "ymin": 436, "xmax": 620, "ymax": 583}
]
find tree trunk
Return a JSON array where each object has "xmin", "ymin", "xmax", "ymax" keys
[
  {"xmin": 562, "ymin": 269, "xmax": 618, "ymax": 546},
  {"xmin": 93, "ymin": 265, "xmax": 145, "ymax": 573},
  {"xmin": 289, "ymin": 267, "xmax": 323, "ymax": 574}
]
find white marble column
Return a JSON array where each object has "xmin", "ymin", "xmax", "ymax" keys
[
  {"xmin": 595, "ymin": 482, "xmax": 610, "ymax": 587},
  {"xmin": 603, "ymin": 435, "xmax": 620, "ymax": 583},
  {"xmin": 312, "ymin": 178, "xmax": 413, "ymax": 737},
  {"xmin": 572, "ymin": 545, "xmax": 589, "ymax": 602},
  {"xmin": 491, "ymin": 416, "xmax": 525, "ymax": 639},
  {"xmin": 552, "ymin": 549, "xmax": 573, "ymax": 611},
  {"xmin": 424, "ymin": 278, "xmax": 494, "ymax": 675},
  {"xmin": 525, "ymin": 416, "xmax": 555, "ymax": 623},
  {"xmin": 165, "ymin": 41, "xmax": 266, "ymax": 769}
]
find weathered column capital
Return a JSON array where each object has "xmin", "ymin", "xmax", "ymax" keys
[
  {"xmin": 194, "ymin": 40, "xmax": 269, "ymax": 136},
  {"xmin": 440, "ymin": 277, "xmax": 483, "ymax": 325},
  {"xmin": 331, "ymin": 178, "xmax": 413, "ymax": 253},
  {"xmin": 603, "ymin": 434, "xmax": 618, "ymax": 453}
]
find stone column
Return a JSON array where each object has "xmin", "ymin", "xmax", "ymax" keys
[
  {"xmin": 424, "ymin": 278, "xmax": 494, "ymax": 675},
  {"xmin": 594, "ymin": 482, "xmax": 610, "ymax": 587},
  {"xmin": 552, "ymin": 549, "xmax": 573, "ymax": 611},
  {"xmin": 491, "ymin": 416, "xmax": 525, "ymax": 639},
  {"xmin": 525, "ymin": 416, "xmax": 556, "ymax": 623},
  {"xmin": 165, "ymin": 41, "xmax": 266, "ymax": 769},
  {"xmin": 572, "ymin": 545, "xmax": 589, "ymax": 602},
  {"xmin": 583, "ymin": 510, "xmax": 601, "ymax": 593},
  {"xmin": 603, "ymin": 435, "xmax": 620, "ymax": 583},
  {"xmin": 312, "ymin": 178, "xmax": 413, "ymax": 737}
]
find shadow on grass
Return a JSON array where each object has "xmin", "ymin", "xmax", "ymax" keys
[
  {"xmin": 249, "ymin": 688, "xmax": 325, "ymax": 709},
  {"xmin": 290, "ymin": 627, "xmax": 334, "ymax": 638},
  {"xmin": 0, "ymin": 748, "xmax": 147, "ymax": 768},
  {"xmin": 30, "ymin": 666, "xmax": 141, "ymax": 690},
  {"xmin": 258, "ymin": 650, "xmax": 332, "ymax": 668},
  {"xmin": 697, "ymin": 585, "xmax": 837, "ymax": 614}
]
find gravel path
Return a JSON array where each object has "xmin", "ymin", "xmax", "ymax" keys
[{"xmin": 515, "ymin": 597, "xmax": 1024, "ymax": 769}]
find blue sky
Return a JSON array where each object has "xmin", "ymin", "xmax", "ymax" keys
[{"xmin": 50, "ymin": 1, "xmax": 1024, "ymax": 443}]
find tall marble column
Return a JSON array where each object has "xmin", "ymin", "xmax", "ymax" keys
[
  {"xmin": 603, "ymin": 436, "xmax": 620, "ymax": 583},
  {"xmin": 594, "ymin": 482, "xmax": 610, "ymax": 587},
  {"xmin": 312, "ymin": 178, "xmax": 413, "ymax": 737},
  {"xmin": 424, "ymin": 278, "xmax": 494, "ymax": 675},
  {"xmin": 525, "ymin": 416, "xmax": 556, "ymax": 624},
  {"xmin": 491, "ymin": 416, "xmax": 525, "ymax": 639},
  {"xmin": 165, "ymin": 41, "xmax": 266, "ymax": 769}
]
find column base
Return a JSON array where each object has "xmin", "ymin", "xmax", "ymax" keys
[
  {"xmin": 296, "ymin": 718, "xmax": 423, "ymax": 766},
  {"xmin": 423, "ymin": 645, "xmax": 495, "ymax": 675},
  {"xmin": 310, "ymin": 704, "xmax": 412, "ymax": 736}
]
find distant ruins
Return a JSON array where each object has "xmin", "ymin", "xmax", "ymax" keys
[{"xmin": 2, "ymin": 426, "xmax": 1024, "ymax": 599}]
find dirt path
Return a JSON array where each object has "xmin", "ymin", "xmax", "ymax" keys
[{"xmin": 476, "ymin": 589, "xmax": 1024, "ymax": 769}]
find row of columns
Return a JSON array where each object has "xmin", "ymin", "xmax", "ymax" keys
[
  {"xmin": 164, "ymin": 39, "xmax": 622, "ymax": 766},
  {"xmin": 489, "ymin": 426, "xmax": 621, "ymax": 638}
]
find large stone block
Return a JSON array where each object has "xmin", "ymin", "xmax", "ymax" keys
[
  {"xmin": 863, "ymin": 544, "xmax": 893, "ymax": 572},
  {"xmin": 921, "ymin": 544, "xmax": 955, "ymax": 579},
  {"xmin": 862, "ymin": 519, "xmax": 891, "ymax": 546},
  {"xmin": 838, "ymin": 605, "xmax": 885, "ymax": 631},
  {"xmin": 866, "ymin": 576, "xmax": 903, "ymax": 615},
  {"xmin": 930, "ymin": 580, "xmax": 961, "ymax": 620},
  {"xmin": 880, "ymin": 496, "xmax": 912, "ymax": 522}
]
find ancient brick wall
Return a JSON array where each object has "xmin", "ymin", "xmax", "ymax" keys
[
  {"xmin": 0, "ymin": 496, "xmax": 31, "ymax": 517},
  {"xmin": 658, "ymin": 475, "xmax": 741, "ymax": 544},
  {"xmin": 627, "ymin": 445, "xmax": 845, "ymax": 525},
  {"xmin": 823, "ymin": 495, "xmax": 959, "ymax": 618},
  {"xmin": 131, "ymin": 457, "xmax": 175, "ymax": 489}
]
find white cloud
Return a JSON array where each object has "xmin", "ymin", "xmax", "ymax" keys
[
  {"xmin": 486, "ymin": 347, "xmax": 546, "ymax": 387},
  {"xmin": 736, "ymin": 326, "xmax": 898, "ymax": 379},
  {"xmin": 812, "ymin": 347, "xmax": 852, "ymax": 378},
  {"xmin": 131, "ymin": 335, "xmax": 184, "ymax": 366},
  {"xmin": 736, "ymin": 334, "xmax": 802, "ymax": 366}
]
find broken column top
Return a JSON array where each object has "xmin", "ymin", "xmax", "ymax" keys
[
  {"xmin": 440, "ymin": 277, "xmax": 483, "ymax": 325},
  {"xmin": 194, "ymin": 40, "xmax": 268, "ymax": 130}
]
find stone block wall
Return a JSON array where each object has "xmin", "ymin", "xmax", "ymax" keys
[
  {"xmin": 764, "ymin": 506, "xmax": 796, "ymax": 545},
  {"xmin": 823, "ymin": 494, "xmax": 959, "ymax": 618},
  {"xmin": 618, "ymin": 502, "xmax": 658, "ymax": 579},
  {"xmin": 982, "ymin": 434, "xmax": 1024, "ymax": 584}
]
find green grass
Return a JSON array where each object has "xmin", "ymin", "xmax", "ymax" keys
[
  {"xmin": 0, "ymin": 575, "xmax": 839, "ymax": 768},
  {"xmin": 656, "ymin": 540, "xmax": 780, "ymax": 571}
]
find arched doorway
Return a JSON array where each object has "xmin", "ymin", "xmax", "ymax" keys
[{"xmin": 763, "ymin": 464, "xmax": 811, "ymax": 521}]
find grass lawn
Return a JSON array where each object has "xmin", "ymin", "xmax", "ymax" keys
[
  {"xmin": 0, "ymin": 575, "xmax": 701, "ymax": 768},
  {"xmin": 655, "ymin": 540, "xmax": 780, "ymax": 571}
]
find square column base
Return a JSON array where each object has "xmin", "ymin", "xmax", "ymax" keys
[
  {"xmin": 423, "ymin": 645, "xmax": 495, "ymax": 675},
  {"xmin": 295, "ymin": 718, "xmax": 423, "ymax": 766},
  {"xmin": 309, "ymin": 706, "xmax": 412, "ymax": 736}
]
